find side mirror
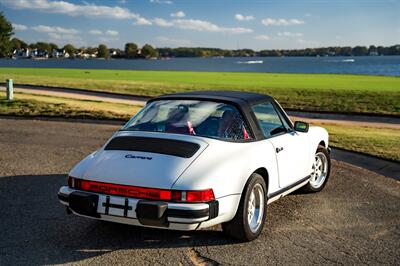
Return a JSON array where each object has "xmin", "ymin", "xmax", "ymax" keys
[{"xmin": 294, "ymin": 121, "xmax": 309, "ymax": 133}]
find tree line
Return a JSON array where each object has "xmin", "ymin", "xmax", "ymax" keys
[
  {"xmin": 1, "ymin": 12, "xmax": 399, "ymax": 59},
  {"xmin": 158, "ymin": 45, "xmax": 400, "ymax": 57},
  {"xmin": 9, "ymin": 38, "xmax": 159, "ymax": 59}
]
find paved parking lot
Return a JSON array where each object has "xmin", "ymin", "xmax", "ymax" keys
[{"xmin": 0, "ymin": 118, "xmax": 399, "ymax": 265}]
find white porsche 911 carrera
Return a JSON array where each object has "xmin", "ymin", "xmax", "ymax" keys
[{"xmin": 58, "ymin": 90, "xmax": 331, "ymax": 241}]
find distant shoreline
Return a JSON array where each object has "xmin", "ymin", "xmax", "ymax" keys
[
  {"xmin": 0, "ymin": 56, "xmax": 399, "ymax": 76},
  {"xmin": 3, "ymin": 54, "xmax": 400, "ymax": 61}
]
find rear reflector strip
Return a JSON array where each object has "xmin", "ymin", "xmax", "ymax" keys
[
  {"xmin": 69, "ymin": 177, "xmax": 214, "ymax": 203},
  {"xmin": 73, "ymin": 178, "xmax": 172, "ymax": 200}
]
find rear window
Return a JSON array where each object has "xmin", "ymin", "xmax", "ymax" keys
[{"xmin": 122, "ymin": 100, "xmax": 252, "ymax": 141}]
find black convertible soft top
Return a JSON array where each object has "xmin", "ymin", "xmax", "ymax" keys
[
  {"xmin": 148, "ymin": 90, "xmax": 290, "ymax": 141},
  {"xmin": 150, "ymin": 90, "xmax": 273, "ymax": 107}
]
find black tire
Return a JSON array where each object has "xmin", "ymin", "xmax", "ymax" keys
[
  {"xmin": 301, "ymin": 146, "xmax": 331, "ymax": 193},
  {"xmin": 222, "ymin": 173, "xmax": 267, "ymax": 242}
]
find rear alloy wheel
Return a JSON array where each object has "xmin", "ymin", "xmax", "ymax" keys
[
  {"xmin": 222, "ymin": 173, "xmax": 267, "ymax": 242},
  {"xmin": 302, "ymin": 146, "xmax": 331, "ymax": 192},
  {"xmin": 247, "ymin": 183, "xmax": 265, "ymax": 233}
]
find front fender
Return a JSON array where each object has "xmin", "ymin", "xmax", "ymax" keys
[{"xmin": 307, "ymin": 126, "xmax": 329, "ymax": 169}]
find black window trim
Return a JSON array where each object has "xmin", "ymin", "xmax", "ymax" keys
[
  {"xmin": 272, "ymin": 100, "xmax": 294, "ymax": 131},
  {"xmin": 250, "ymin": 100, "xmax": 293, "ymax": 140}
]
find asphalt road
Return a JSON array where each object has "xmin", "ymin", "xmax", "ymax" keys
[{"xmin": 0, "ymin": 118, "xmax": 399, "ymax": 265}]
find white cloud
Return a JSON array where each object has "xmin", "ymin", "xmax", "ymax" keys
[
  {"xmin": 170, "ymin": 11, "xmax": 185, "ymax": 18},
  {"xmin": 278, "ymin": 32, "xmax": 303, "ymax": 37},
  {"xmin": 0, "ymin": 0, "xmax": 149, "ymax": 25},
  {"xmin": 261, "ymin": 18, "xmax": 305, "ymax": 26},
  {"xmin": 150, "ymin": 0, "xmax": 173, "ymax": 4},
  {"xmin": 305, "ymin": 13, "xmax": 312, "ymax": 17},
  {"xmin": 89, "ymin": 29, "xmax": 119, "ymax": 36},
  {"xmin": 12, "ymin": 23, "xmax": 28, "ymax": 30},
  {"xmin": 235, "ymin": 14, "xmax": 254, "ymax": 21},
  {"xmin": 89, "ymin": 30, "xmax": 102, "ymax": 35},
  {"xmin": 47, "ymin": 32, "xmax": 86, "ymax": 46},
  {"xmin": 31, "ymin": 25, "xmax": 79, "ymax": 34},
  {"xmin": 99, "ymin": 36, "xmax": 119, "ymax": 44},
  {"xmin": 155, "ymin": 36, "xmax": 192, "ymax": 47},
  {"xmin": 152, "ymin": 18, "xmax": 253, "ymax": 34},
  {"xmin": 105, "ymin": 30, "xmax": 119, "ymax": 36},
  {"xmin": 174, "ymin": 19, "xmax": 253, "ymax": 33},
  {"xmin": 254, "ymin": 35, "xmax": 271, "ymax": 40},
  {"xmin": 48, "ymin": 32, "xmax": 77, "ymax": 40},
  {"xmin": 152, "ymin": 18, "xmax": 174, "ymax": 27},
  {"xmin": 134, "ymin": 17, "xmax": 152, "ymax": 25},
  {"xmin": 25, "ymin": 23, "xmax": 83, "ymax": 45}
]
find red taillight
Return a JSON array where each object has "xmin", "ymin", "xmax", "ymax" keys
[
  {"xmin": 74, "ymin": 178, "xmax": 172, "ymax": 200},
  {"xmin": 68, "ymin": 177, "xmax": 215, "ymax": 203},
  {"xmin": 67, "ymin": 176, "xmax": 73, "ymax": 187},
  {"xmin": 171, "ymin": 191, "xmax": 182, "ymax": 201},
  {"xmin": 186, "ymin": 189, "xmax": 215, "ymax": 202}
]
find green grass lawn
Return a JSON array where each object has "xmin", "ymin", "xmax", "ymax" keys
[
  {"xmin": 0, "ymin": 92, "xmax": 140, "ymax": 120},
  {"xmin": 322, "ymin": 124, "xmax": 400, "ymax": 162},
  {"xmin": 1, "ymin": 67, "xmax": 399, "ymax": 116}
]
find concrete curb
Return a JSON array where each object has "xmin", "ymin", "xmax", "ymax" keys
[{"xmin": 331, "ymin": 148, "xmax": 399, "ymax": 180}]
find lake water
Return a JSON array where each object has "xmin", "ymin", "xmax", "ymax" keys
[{"xmin": 0, "ymin": 56, "xmax": 399, "ymax": 76}]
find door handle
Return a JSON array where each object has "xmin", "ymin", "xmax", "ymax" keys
[{"xmin": 276, "ymin": 147, "xmax": 284, "ymax": 153}]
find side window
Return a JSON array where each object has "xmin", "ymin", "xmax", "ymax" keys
[{"xmin": 252, "ymin": 102, "xmax": 287, "ymax": 138}]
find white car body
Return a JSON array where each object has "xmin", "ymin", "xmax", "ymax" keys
[{"xmin": 58, "ymin": 91, "xmax": 329, "ymax": 233}]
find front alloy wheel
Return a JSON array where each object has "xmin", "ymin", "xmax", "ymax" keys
[{"xmin": 303, "ymin": 146, "xmax": 331, "ymax": 192}]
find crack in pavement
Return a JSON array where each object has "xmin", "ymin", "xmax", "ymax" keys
[{"xmin": 187, "ymin": 248, "xmax": 220, "ymax": 266}]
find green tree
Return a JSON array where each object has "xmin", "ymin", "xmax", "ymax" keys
[
  {"xmin": 352, "ymin": 46, "xmax": 368, "ymax": 56},
  {"xmin": 49, "ymin": 43, "xmax": 58, "ymax": 52},
  {"xmin": 377, "ymin": 46, "xmax": 385, "ymax": 55},
  {"xmin": 10, "ymin": 38, "xmax": 27, "ymax": 50},
  {"xmin": 0, "ymin": 12, "xmax": 14, "ymax": 57},
  {"xmin": 141, "ymin": 44, "xmax": 158, "ymax": 58},
  {"xmin": 35, "ymin": 42, "xmax": 52, "ymax": 54},
  {"xmin": 340, "ymin": 46, "xmax": 352, "ymax": 56},
  {"xmin": 223, "ymin": 49, "xmax": 233, "ymax": 57},
  {"xmin": 85, "ymin": 46, "xmax": 97, "ymax": 55},
  {"xmin": 124, "ymin": 42, "xmax": 138, "ymax": 58},
  {"xmin": 63, "ymin": 44, "xmax": 76, "ymax": 56},
  {"xmin": 28, "ymin": 43, "xmax": 37, "ymax": 49},
  {"xmin": 97, "ymin": 44, "xmax": 109, "ymax": 59}
]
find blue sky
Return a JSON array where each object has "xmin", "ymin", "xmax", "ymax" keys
[{"xmin": 1, "ymin": 0, "xmax": 399, "ymax": 50}]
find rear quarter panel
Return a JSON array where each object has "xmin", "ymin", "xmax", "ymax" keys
[{"xmin": 172, "ymin": 138, "xmax": 279, "ymax": 221}]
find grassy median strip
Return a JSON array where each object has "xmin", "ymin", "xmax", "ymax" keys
[
  {"xmin": 0, "ymin": 92, "xmax": 141, "ymax": 120},
  {"xmin": 320, "ymin": 123, "xmax": 400, "ymax": 162},
  {"xmin": 1, "ymin": 68, "xmax": 399, "ymax": 116}
]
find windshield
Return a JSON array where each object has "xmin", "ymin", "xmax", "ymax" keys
[{"xmin": 122, "ymin": 100, "xmax": 252, "ymax": 141}]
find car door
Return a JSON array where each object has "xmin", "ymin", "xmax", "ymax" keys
[{"xmin": 251, "ymin": 101, "xmax": 310, "ymax": 189}]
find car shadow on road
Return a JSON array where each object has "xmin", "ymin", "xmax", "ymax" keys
[{"xmin": 0, "ymin": 174, "xmax": 245, "ymax": 265}]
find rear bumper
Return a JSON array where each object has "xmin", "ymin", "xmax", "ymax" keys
[{"xmin": 58, "ymin": 186, "xmax": 219, "ymax": 231}]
